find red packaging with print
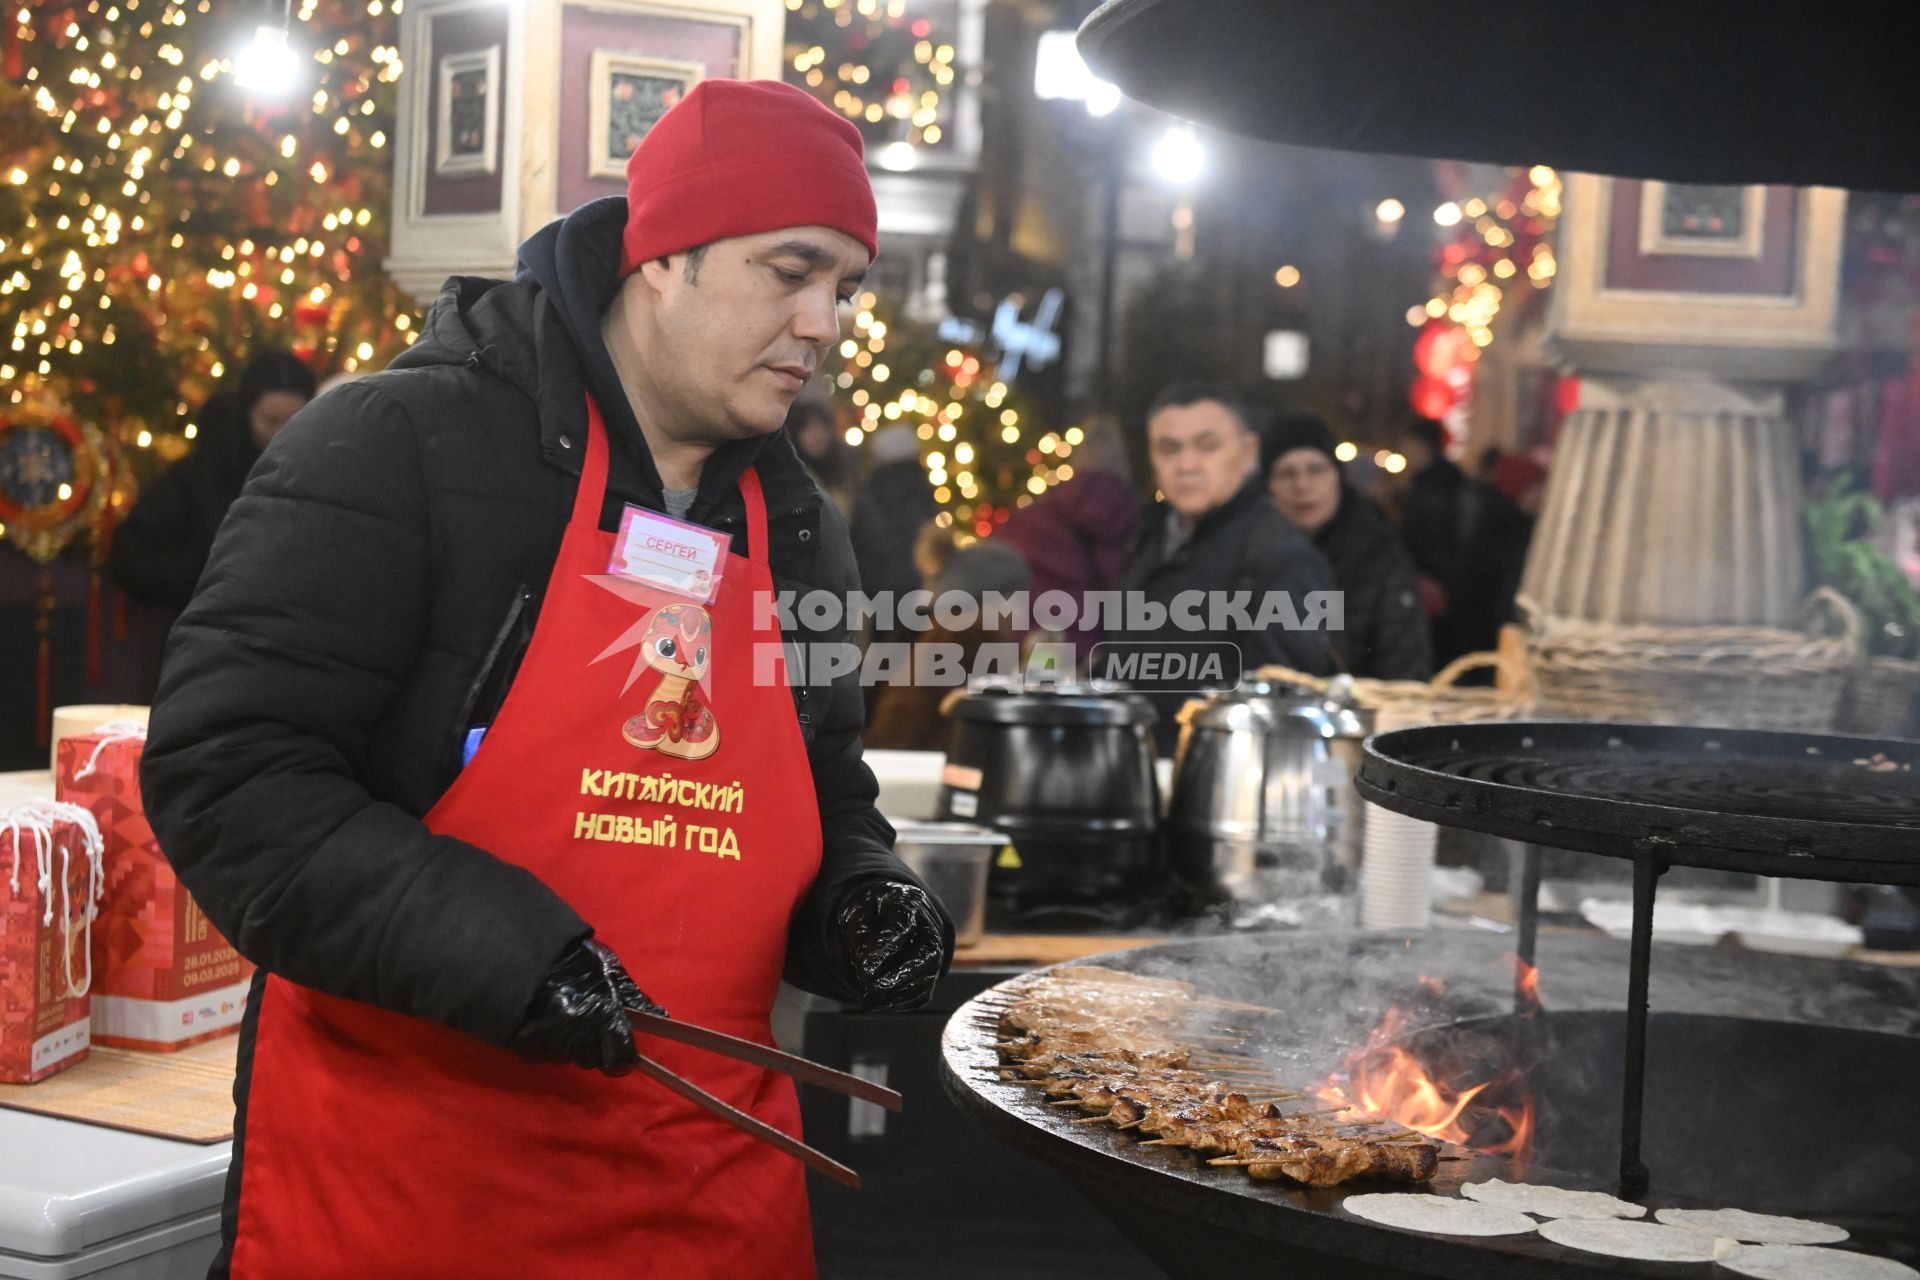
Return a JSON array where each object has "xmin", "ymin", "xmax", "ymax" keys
[
  {"xmin": 55, "ymin": 730, "xmax": 253, "ymax": 1051},
  {"xmin": 1, "ymin": 800, "xmax": 103, "ymax": 1083}
]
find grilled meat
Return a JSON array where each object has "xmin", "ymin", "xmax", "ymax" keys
[{"xmin": 989, "ymin": 966, "xmax": 1441, "ymax": 1189}]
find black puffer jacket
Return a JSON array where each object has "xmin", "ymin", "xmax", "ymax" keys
[
  {"xmin": 107, "ymin": 392, "xmax": 261, "ymax": 612},
  {"xmin": 1120, "ymin": 479, "xmax": 1338, "ymax": 753},
  {"xmin": 1312, "ymin": 487, "xmax": 1433, "ymax": 680},
  {"xmin": 142, "ymin": 199, "xmax": 941, "ymax": 1054}
]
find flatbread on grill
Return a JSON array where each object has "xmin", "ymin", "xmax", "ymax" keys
[
  {"xmin": 1461, "ymin": 1178, "xmax": 1645, "ymax": 1221},
  {"xmin": 1340, "ymin": 1193, "xmax": 1537, "ymax": 1237},
  {"xmin": 1538, "ymin": 1217, "xmax": 1733, "ymax": 1263},
  {"xmin": 1720, "ymin": 1244, "xmax": 1920, "ymax": 1280},
  {"xmin": 1654, "ymin": 1207, "xmax": 1849, "ymax": 1245}
]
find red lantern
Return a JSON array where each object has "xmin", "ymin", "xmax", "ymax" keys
[
  {"xmin": 1554, "ymin": 375, "xmax": 1582, "ymax": 417},
  {"xmin": 1408, "ymin": 375, "xmax": 1455, "ymax": 420},
  {"xmin": 1413, "ymin": 322, "xmax": 1471, "ymax": 381}
]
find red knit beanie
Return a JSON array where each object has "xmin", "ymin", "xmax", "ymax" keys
[{"xmin": 619, "ymin": 79, "xmax": 878, "ymax": 277}]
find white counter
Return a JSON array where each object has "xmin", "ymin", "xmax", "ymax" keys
[
  {"xmin": 0, "ymin": 1109, "xmax": 226, "ymax": 1278},
  {"xmin": 1, "ymin": 772, "xmax": 229, "ymax": 1278}
]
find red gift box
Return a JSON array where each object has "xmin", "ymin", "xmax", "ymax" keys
[
  {"xmin": 55, "ymin": 728, "xmax": 254, "ymax": 1051},
  {"xmin": 2, "ymin": 800, "xmax": 104, "ymax": 1082}
]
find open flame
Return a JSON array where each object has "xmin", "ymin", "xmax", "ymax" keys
[{"xmin": 1316, "ymin": 957, "xmax": 1541, "ymax": 1167}]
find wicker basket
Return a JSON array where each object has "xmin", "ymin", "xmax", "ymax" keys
[
  {"xmin": 1518, "ymin": 588, "xmax": 1860, "ymax": 732},
  {"xmin": 1255, "ymin": 646, "xmax": 1531, "ymax": 733},
  {"xmin": 1839, "ymin": 655, "xmax": 1920, "ymax": 738}
]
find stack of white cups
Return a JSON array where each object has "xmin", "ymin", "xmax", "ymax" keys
[{"xmin": 1360, "ymin": 800, "xmax": 1439, "ymax": 931}]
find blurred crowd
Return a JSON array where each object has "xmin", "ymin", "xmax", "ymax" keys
[{"xmin": 37, "ymin": 354, "xmax": 1544, "ymax": 760}]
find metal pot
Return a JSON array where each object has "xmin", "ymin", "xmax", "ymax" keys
[
  {"xmin": 1165, "ymin": 677, "xmax": 1373, "ymax": 904},
  {"xmin": 936, "ymin": 687, "xmax": 1161, "ymax": 912}
]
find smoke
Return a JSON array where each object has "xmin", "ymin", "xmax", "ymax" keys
[{"xmin": 1010, "ymin": 928, "xmax": 1920, "ymax": 1219}]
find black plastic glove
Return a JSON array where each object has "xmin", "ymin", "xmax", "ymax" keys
[
  {"xmin": 835, "ymin": 881, "xmax": 948, "ymax": 1011},
  {"xmin": 509, "ymin": 938, "xmax": 666, "ymax": 1076}
]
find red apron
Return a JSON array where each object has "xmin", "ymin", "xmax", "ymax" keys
[{"xmin": 230, "ymin": 399, "xmax": 822, "ymax": 1278}]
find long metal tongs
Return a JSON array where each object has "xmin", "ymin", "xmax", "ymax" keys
[{"xmin": 626, "ymin": 1009, "xmax": 903, "ymax": 1190}]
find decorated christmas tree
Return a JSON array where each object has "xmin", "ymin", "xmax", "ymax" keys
[
  {"xmin": 0, "ymin": 0, "xmax": 416, "ymax": 524},
  {"xmin": 827, "ymin": 291, "xmax": 1074, "ymax": 534},
  {"xmin": 781, "ymin": 0, "xmax": 958, "ymax": 159}
]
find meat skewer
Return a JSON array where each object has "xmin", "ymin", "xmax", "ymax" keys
[{"xmin": 985, "ymin": 965, "xmax": 1441, "ymax": 1190}]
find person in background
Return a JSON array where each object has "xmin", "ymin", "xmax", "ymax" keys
[
  {"xmin": 1397, "ymin": 415, "xmax": 1471, "ymax": 663},
  {"xmin": 1264, "ymin": 413, "xmax": 1432, "ymax": 680},
  {"xmin": 786, "ymin": 395, "xmax": 853, "ymax": 512},
  {"xmin": 108, "ymin": 350, "xmax": 315, "ymax": 613},
  {"xmin": 847, "ymin": 423, "xmax": 938, "ymax": 644},
  {"xmin": 1450, "ymin": 452, "xmax": 1548, "ymax": 658},
  {"xmin": 995, "ymin": 414, "xmax": 1141, "ymax": 665},
  {"xmin": 865, "ymin": 529, "xmax": 1031, "ymax": 751},
  {"xmin": 1120, "ymin": 384, "xmax": 1336, "ymax": 753}
]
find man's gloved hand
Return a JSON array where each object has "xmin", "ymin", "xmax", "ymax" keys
[
  {"xmin": 509, "ymin": 938, "xmax": 666, "ymax": 1076},
  {"xmin": 835, "ymin": 881, "xmax": 948, "ymax": 1011}
]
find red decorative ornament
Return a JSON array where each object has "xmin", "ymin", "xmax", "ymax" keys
[
  {"xmin": 1413, "ymin": 322, "xmax": 1472, "ymax": 381},
  {"xmin": 1554, "ymin": 375, "xmax": 1582, "ymax": 417},
  {"xmin": 1408, "ymin": 374, "xmax": 1456, "ymax": 420}
]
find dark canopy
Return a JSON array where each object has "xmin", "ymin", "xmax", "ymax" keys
[{"xmin": 1077, "ymin": 1, "xmax": 1920, "ymax": 193}]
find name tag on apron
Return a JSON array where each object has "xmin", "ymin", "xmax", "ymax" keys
[{"xmin": 611, "ymin": 505, "xmax": 730, "ymax": 603}]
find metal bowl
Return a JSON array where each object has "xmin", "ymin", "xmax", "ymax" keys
[{"xmin": 891, "ymin": 820, "xmax": 1000, "ymax": 947}]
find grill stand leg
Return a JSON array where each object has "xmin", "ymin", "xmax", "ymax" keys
[
  {"xmin": 1620, "ymin": 847, "xmax": 1666, "ymax": 1197},
  {"xmin": 1513, "ymin": 843, "xmax": 1542, "ymax": 1016}
]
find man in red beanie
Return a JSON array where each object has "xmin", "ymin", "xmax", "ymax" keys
[{"xmin": 141, "ymin": 78, "xmax": 951, "ymax": 1278}]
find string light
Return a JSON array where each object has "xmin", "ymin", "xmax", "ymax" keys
[
  {"xmin": 1, "ymin": 0, "xmax": 419, "ymax": 477},
  {"xmin": 785, "ymin": 2, "xmax": 955, "ymax": 149}
]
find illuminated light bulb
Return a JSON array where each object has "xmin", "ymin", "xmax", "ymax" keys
[
  {"xmin": 1384, "ymin": 454, "xmax": 1407, "ymax": 474},
  {"xmin": 136, "ymin": 429, "xmax": 152, "ymax": 447},
  {"xmin": 1150, "ymin": 124, "xmax": 1205, "ymax": 186},
  {"xmin": 233, "ymin": 23, "xmax": 300, "ymax": 96},
  {"xmin": 1335, "ymin": 442, "xmax": 1358, "ymax": 463},
  {"xmin": 1375, "ymin": 198, "xmax": 1405, "ymax": 224},
  {"xmin": 1275, "ymin": 264, "xmax": 1301, "ymax": 288},
  {"xmin": 1433, "ymin": 202, "xmax": 1462, "ymax": 227}
]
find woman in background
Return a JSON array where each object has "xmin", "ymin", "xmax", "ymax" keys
[
  {"xmin": 995, "ymin": 415, "xmax": 1141, "ymax": 665},
  {"xmin": 1264, "ymin": 412, "xmax": 1432, "ymax": 680},
  {"xmin": 110, "ymin": 349, "xmax": 316, "ymax": 612}
]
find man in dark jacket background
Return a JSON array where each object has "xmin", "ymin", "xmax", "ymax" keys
[
  {"xmin": 1399, "ymin": 415, "xmax": 1472, "ymax": 662},
  {"xmin": 1117, "ymin": 384, "xmax": 1337, "ymax": 753},
  {"xmin": 140, "ymin": 80, "xmax": 949, "ymax": 1275}
]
